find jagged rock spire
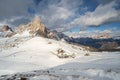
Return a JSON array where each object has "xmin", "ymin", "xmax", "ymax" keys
[
  {"xmin": 33, "ymin": 17, "xmax": 41, "ymax": 25},
  {"xmin": 16, "ymin": 17, "xmax": 47, "ymax": 37}
]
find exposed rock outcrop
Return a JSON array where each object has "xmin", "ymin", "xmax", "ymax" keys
[
  {"xmin": 47, "ymin": 30, "xmax": 59, "ymax": 40},
  {"xmin": 0, "ymin": 25, "xmax": 13, "ymax": 32},
  {"xmin": 16, "ymin": 17, "xmax": 47, "ymax": 37},
  {"xmin": 0, "ymin": 25, "xmax": 16, "ymax": 37}
]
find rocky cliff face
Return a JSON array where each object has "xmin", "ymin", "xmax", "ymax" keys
[
  {"xmin": 16, "ymin": 17, "xmax": 47, "ymax": 37},
  {"xmin": 0, "ymin": 25, "xmax": 13, "ymax": 32}
]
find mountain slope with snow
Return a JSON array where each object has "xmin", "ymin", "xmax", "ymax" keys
[
  {"xmin": 0, "ymin": 35, "xmax": 86, "ymax": 75},
  {"xmin": 0, "ymin": 35, "xmax": 120, "ymax": 80}
]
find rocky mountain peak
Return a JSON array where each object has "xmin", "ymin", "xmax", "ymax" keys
[
  {"xmin": 0, "ymin": 17, "xmax": 68, "ymax": 40},
  {"xmin": 16, "ymin": 17, "xmax": 47, "ymax": 37},
  {"xmin": 33, "ymin": 17, "xmax": 41, "ymax": 25},
  {"xmin": 0, "ymin": 25, "xmax": 13, "ymax": 32}
]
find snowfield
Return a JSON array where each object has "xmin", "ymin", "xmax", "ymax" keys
[{"xmin": 0, "ymin": 35, "xmax": 120, "ymax": 80}]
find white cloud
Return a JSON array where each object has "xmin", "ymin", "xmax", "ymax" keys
[
  {"xmin": 62, "ymin": 1, "xmax": 120, "ymax": 31},
  {"xmin": 0, "ymin": 0, "xmax": 34, "ymax": 21},
  {"xmin": 54, "ymin": 7, "xmax": 73, "ymax": 20},
  {"xmin": 35, "ymin": 0, "xmax": 83, "ymax": 29}
]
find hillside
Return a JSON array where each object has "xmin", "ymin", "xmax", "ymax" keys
[{"xmin": 0, "ymin": 35, "xmax": 120, "ymax": 80}]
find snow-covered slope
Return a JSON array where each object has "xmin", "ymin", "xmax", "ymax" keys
[
  {"xmin": 0, "ymin": 34, "xmax": 120, "ymax": 80},
  {"xmin": 0, "ymin": 34, "xmax": 86, "ymax": 75}
]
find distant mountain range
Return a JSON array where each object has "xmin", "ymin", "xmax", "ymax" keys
[{"xmin": 68, "ymin": 37, "xmax": 120, "ymax": 51}]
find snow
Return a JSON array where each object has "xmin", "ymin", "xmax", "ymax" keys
[
  {"xmin": 0, "ymin": 36, "xmax": 84, "ymax": 74},
  {"xmin": 13, "ymin": 30, "xmax": 30, "ymax": 37},
  {"xmin": 0, "ymin": 35, "xmax": 120, "ymax": 80}
]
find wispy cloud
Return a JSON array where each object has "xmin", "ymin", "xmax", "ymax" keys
[
  {"xmin": 62, "ymin": 1, "xmax": 120, "ymax": 31},
  {"xmin": 0, "ymin": 0, "xmax": 34, "ymax": 20}
]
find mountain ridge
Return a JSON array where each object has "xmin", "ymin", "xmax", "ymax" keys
[{"xmin": 0, "ymin": 17, "xmax": 70, "ymax": 42}]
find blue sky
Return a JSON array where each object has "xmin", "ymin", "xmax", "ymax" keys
[{"xmin": 0, "ymin": 0, "xmax": 120, "ymax": 35}]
